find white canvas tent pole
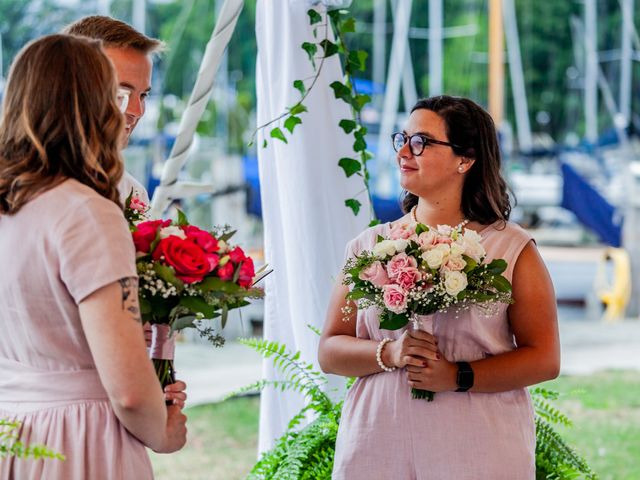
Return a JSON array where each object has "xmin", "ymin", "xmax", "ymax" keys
[
  {"xmin": 503, "ymin": 0, "xmax": 532, "ymax": 152},
  {"xmin": 150, "ymin": 0, "xmax": 244, "ymax": 218},
  {"xmin": 428, "ymin": 0, "xmax": 443, "ymax": 96}
]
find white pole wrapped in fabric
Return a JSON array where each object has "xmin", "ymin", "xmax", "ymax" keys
[
  {"xmin": 256, "ymin": 0, "xmax": 370, "ymax": 452},
  {"xmin": 150, "ymin": 0, "xmax": 244, "ymax": 217}
]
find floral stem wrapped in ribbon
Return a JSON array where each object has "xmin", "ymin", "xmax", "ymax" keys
[
  {"xmin": 124, "ymin": 192, "xmax": 266, "ymax": 388},
  {"xmin": 343, "ymin": 220, "xmax": 513, "ymax": 401}
]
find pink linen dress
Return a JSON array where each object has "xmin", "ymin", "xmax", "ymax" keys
[
  {"xmin": 0, "ymin": 180, "xmax": 154, "ymax": 479},
  {"xmin": 332, "ymin": 221, "xmax": 536, "ymax": 480}
]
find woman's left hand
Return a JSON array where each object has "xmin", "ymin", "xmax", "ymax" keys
[
  {"xmin": 164, "ymin": 380, "xmax": 187, "ymax": 409},
  {"xmin": 405, "ymin": 356, "xmax": 458, "ymax": 392}
]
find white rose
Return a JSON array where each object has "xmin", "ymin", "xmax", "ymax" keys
[
  {"xmin": 442, "ymin": 255, "xmax": 467, "ymax": 272},
  {"xmin": 462, "ymin": 230, "xmax": 485, "ymax": 261},
  {"xmin": 393, "ymin": 239, "xmax": 409, "ymax": 252},
  {"xmin": 422, "ymin": 248, "xmax": 445, "ymax": 269},
  {"xmin": 450, "ymin": 241, "xmax": 465, "ymax": 257},
  {"xmin": 372, "ymin": 240, "xmax": 397, "ymax": 258},
  {"xmin": 159, "ymin": 226, "xmax": 187, "ymax": 239},
  {"xmin": 444, "ymin": 270, "xmax": 468, "ymax": 297}
]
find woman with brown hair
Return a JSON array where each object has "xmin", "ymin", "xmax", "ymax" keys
[
  {"xmin": 319, "ymin": 96, "xmax": 560, "ymax": 479},
  {"xmin": 0, "ymin": 34, "xmax": 186, "ymax": 479}
]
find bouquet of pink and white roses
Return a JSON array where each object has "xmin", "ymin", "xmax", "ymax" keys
[
  {"xmin": 343, "ymin": 220, "xmax": 513, "ymax": 400},
  {"xmin": 124, "ymin": 193, "xmax": 266, "ymax": 387}
]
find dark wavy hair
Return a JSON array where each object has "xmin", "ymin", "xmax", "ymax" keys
[
  {"xmin": 0, "ymin": 34, "xmax": 124, "ymax": 214},
  {"xmin": 401, "ymin": 95, "xmax": 511, "ymax": 224}
]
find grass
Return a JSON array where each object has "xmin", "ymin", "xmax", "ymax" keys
[{"xmin": 150, "ymin": 371, "xmax": 640, "ymax": 480}]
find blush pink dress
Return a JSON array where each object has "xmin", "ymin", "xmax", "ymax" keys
[
  {"xmin": 0, "ymin": 180, "xmax": 153, "ymax": 479},
  {"xmin": 332, "ymin": 221, "xmax": 536, "ymax": 480}
]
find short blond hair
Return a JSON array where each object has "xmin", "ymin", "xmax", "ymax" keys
[{"xmin": 63, "ymin": 15, "xmax": 165, "ymax": 55}]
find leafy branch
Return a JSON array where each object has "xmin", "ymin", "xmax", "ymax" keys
[
  {"xmin": 252, "ymin": 6, "xmax": 377, "ymax": 222},
  {"xmin": 0, "ymin": 419, "xmax": 65, "ymax": 461}
]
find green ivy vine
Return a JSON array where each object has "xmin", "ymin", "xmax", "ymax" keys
[{"xmin": 252, "ymin": 6, "xmax": 377, "ymax": 223}]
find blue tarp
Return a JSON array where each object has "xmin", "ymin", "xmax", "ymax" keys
[{"xmin": 560, "ymin": 162, "xmax": 622, "ymax": 246}]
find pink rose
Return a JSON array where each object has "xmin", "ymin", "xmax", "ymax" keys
[
  {"xmin": 441, "ymin": 256, "xmax": 467, "ymax": 272},
  {"xmin": 382, "ymin": 284, "xmax": 408, "ymax": 314},
  {"xmin": 217, "ymin": 262, "xmax": 235, "ymax": 281},
  {"xmin": 132, "ymin": 219, "xmax": 171, "ymax": 253},
  {"xmin": 129, "ymin": 196, "xmax": 147, "ymax": 213},
  {"xmin": 152, "ymin": 236, "xmax": 210, "ymax": 283},
  {"xmin": 183, "ymin": 225, "xmax": 219, "ymax": 253},
  {"xmin": 417, "ymin": 230, "xmax": 437, "ymax": 249},
  {"xmin": 358, "ymin": 261, "xmax": 390, "ymax": 287},
  {"xmin": 386, "ymin": 253, "xmax": 417, "ymax": 280},
  {"xmin": 435, "ymin": 235, "xmax": 453, "ymax": 245},
  {"xmin": 237, "ymin": 258, "xmax": 255, "ymax": 287},
  {"xmin": 389, "ymin": 222, "xmax": 414, "ymax": 240},
  {"xmin": 396, "ymin": 267, "xmax": 421, "ymax": 290}
]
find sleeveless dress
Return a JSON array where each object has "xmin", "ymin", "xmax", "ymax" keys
[
  {"xmin": 332, "ymin": 221, "xmax": 536, "ymax": 480},
  {"xmin": 0, "ymin": 180, "xmax": 153, "ymax": 479}
]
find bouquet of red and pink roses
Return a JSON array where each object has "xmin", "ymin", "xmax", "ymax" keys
[
  {"xmin": 125, "ymin": 194, "xmax": 266, "ymax": 387},
  {"xmin": 343, "ymin": 220, "xmax": 513, "ymax": 400}
]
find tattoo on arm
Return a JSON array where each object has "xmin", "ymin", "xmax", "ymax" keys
[{"xmin": 118, "ymin": 277, "xmax": 141, "ymax": 324}]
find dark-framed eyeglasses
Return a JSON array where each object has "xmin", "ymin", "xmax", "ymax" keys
[{"xmin": 391, "ymin": 132, "xmax": 461, "ymax": 156}]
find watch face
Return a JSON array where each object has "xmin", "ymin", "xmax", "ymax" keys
[{"xmin": 456, "ymin": 362, "xmax": 474, "ymax": 391}]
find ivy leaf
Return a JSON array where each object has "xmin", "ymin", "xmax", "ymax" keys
[
  {"xmin": 284, "ymin": 115, "xmax": 302, "ymax": 133},
  {"xmin": 270, "ymin": 127, "xmax": 288, "ymax": 144},
  {"xmin": 289, "ymin": 103, "xmax": 308, "ymax": 115},
  {"xmin": 338, "ymin": 157, "xmax": 361, "ymax": 177},
  {"xmin": 262, "ymin": 139, "xmax": 268, "ymax": 148},
  {"xmin": 338, "ymin": 119, "xmax": 357, "ymax": 134},
  {"xmin": 293, "ymin": 80, "xmax": 306, "ymax": 96},
  {"xmin": 362, "ymin": 150, "xmax": 374, "ymax": 161},
  {"xmin": 368, "ymin": 219, "xmax": 381, "ymax": 227},
  {"xmin": 301, "ymin": 42, "xmax": 318, "ymax": 67},
  {"xmin": 345, "ymin": 198, "xmax": 362, "ymax": 215},
  {"xmin": 352, "ymin": 93, "xmax": 371, "ymax": 112},
  {"xmin": 307, "ymin": 9, "xmax": 322, "ymax": 25},
  {"xmin": 329, "ymin": 81, "xmax": 352, "ymax": 103},
  {"xmin": 356, "ymin": 50, "xmax": 368, "ymax": 71},
  {"xmin": 353, "ymin": 136, "xmax": 367, "ymax": 152},
  {"xmin": 319, "ymin": 39, "xmax": 339, "ymax": 58},
  {"xmin": 176, "ymin": 209, "xmax": 189, "ymax": 226},
  {"xmin": 340, "ymin": 17, "xmax": 356, "ymax": 33}
]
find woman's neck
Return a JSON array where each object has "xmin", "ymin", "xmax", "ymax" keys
[{"xmin": 413, "ymin": 198, "xmax": 466, "ymax": 227}]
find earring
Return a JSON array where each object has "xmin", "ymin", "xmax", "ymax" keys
[{"xmin": 458, "ymin": 166, "xmax": 464, "ymax": 173}]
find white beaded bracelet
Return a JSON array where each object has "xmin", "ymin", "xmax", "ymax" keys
[{"xmin": 376, "ymin": 338, "xmax": 397, "ymax": 372}]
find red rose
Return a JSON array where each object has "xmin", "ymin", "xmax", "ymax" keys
[
  {"xmin": 228, "ymin": 246, "xmax": 246, "ymax": 264},
  {"xmin": 152, "ymin": 236, "xmax": 210, "ymax": 284},
  {"xmin": 183, "ymin": 225, "xmax": 219, "ymax": 253},
  {"xmin": 237, "ymin": 257, "xmax": 255, "ymax": 288},
  {"xmin": 217, "ymin": 262, "xmax": 234, "ymax": 282},
  {"xmin": 133, "ymin": 219, "xmax": 171, "ymax": 253}
]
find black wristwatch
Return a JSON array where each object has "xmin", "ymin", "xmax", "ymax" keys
[{"xmin": 455, "ymin": 361, "xmax": 474, "ymax": 392}]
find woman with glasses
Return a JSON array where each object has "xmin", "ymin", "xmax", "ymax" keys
[
  {"xmin": 319, "ymin": 95, "xmax": 560, "ymax": 479},
  {"xmin": 0, "ymin": 35, "xmax": 186, "ymax": 479}
]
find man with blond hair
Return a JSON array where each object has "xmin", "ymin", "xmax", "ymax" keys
[
  {"xmin": 64, "ymin": 15, "xmax": 163, "ymax": 206},
  {"xmin": 64, "ymin": 16, "xmax": 187, "ymax": 409}
]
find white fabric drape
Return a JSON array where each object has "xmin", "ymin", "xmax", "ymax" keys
[{"xmin": 256, "ymin": 0, "xmax": 370, "ymax": 453}]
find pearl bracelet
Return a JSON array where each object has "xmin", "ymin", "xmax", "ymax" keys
[{"xmin": 376, "ymin": 338, "xmax": 397, "ymax": 372}]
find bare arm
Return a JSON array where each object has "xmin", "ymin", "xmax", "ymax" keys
[
  {"xmin": 79, "ymin": 278, "xmax": 186, "ymax": 452},
  {"xmin": 407, "ymin": 241, "xmax": 561, "ymax": 393},
  {"xmin": 318, "ymin": 275, "xmax": 438, "ymax": 377}
]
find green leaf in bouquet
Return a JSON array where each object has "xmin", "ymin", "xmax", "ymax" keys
[
  {"xmin": 176, "ymin": 209, "xmax": 189, "ymax": 227},
  {"xmin": 463, "ymin": 255, "xmax": 478, "ymax": 273},
  {"xmin": 379, "ymin": 311, "xmax": 409, "ymax": 330},
  {"xmin": 376, "ymin": 234, "xmax": 385, "ymax": 243},
  {"xmin": 179, "ymin": 295, "xmax": 218, "ymax": 319},
  {"xmin": 171, "ymin": 315, "xmax": 198, "ymax": 333},
  {"xmin": 346, "ymin": 289, "xmax": 376, "ymax": 301},
  {"xmin": 491, "ymin": 274, "xmax": 512, "ymax": 293},
  {"xmin": 153, "ymin": 263, "xmax": 185, "ymax": 290},
  {"xmin": 218, "ymin": 229, "xmax": 237, "ymax": 243},
  {"xmin": 198, "ymin": 276, "xmax": 242, "ymax": 294},
  {"xmin": 221, "ymin": 304, "xmax": 229, "ymax": 329},
  {"xmin": 415, "ymin": 223, "xmax": 429, "ymax": 235},
  {"xmin": 486, "ymin": 258, "xmax": 508, "ymax": 275},
  {"xmin": 139, "ymin": 296, "xmax": 152, "ymax": 315}
]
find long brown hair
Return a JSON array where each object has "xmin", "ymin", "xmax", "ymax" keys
[
  {"xmin": 401, "ymin": 96, "xmax": 511, "ymax": 224},
  {"xmin": 0, "ymin": 34, "xmax": 124, "ymax": 215}
]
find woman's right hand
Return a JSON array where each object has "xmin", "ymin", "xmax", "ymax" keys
[
  {"xmin": 154, "ymin": 405, "xmax": 188, "ymax": 453},
  {"xmin": 384, "ymin": 329, "xmax": 440, "ymax": 369}
]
